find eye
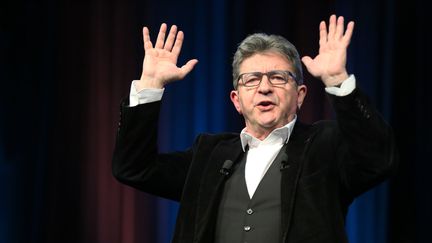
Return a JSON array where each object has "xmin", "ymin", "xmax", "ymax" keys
[
  {"xmin": 269, "ymin": 72, "xmax": 287, "ymax": 83},
  {"xmin": 244, "ymin": 74, "xmax": 261, "ymax": 85},
  {"xmin": 246, "ymin": 75, "xmax": 260, "ymax": 82},
  {"xmin": 270, "ymin": 74, "xmax": 286, "ymax": 81}
]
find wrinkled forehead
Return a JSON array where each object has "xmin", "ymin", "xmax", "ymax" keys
[{"xmin": 239, "ymin": 51, "xmax": 294, "ymax": 73}]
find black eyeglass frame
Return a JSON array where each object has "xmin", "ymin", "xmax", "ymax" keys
[{"xmin": 236, "ymin": 70, "xmax": 298, "ymax": 88}]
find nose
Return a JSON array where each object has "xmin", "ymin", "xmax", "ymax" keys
[{"xmin": 257, "ymin": 74, "xmax": 273, "ymax": 94}]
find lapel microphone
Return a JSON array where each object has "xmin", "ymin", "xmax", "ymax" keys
[
  {"xmin": 280, "ymin": 152, "xmax": 291, "ymax": 171},
  {"xmin": 219, "ymin": 160, "xmax": 234, "ymax": 176}
]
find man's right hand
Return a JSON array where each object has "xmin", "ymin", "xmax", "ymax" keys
[{"xmin": 136, "ymin": 23, "xmax": 198, "ymax": 91}]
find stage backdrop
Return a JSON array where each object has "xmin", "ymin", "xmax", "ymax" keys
[{"xmin": 0, "ymin": 0, "xmax": 429, "ymax": 243}]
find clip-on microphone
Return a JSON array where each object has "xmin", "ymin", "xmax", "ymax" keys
[
  {"xmin": 279, "ymin": 152, "xmax": 291, "ymax": 170},
  {"xmin": 219, "ymin": 160, "xmax": 234, "ymax": 176}
]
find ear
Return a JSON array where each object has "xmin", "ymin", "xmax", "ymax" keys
[
  {"xmin": 230, "ymin": 90, "xmax": 242, "ymax": 114},
  {"xmin": 296, "ymin": 84, "xmax": 307, "ymax": 109}
]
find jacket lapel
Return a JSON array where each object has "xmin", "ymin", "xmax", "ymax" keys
[
  {"xmin": 281, "ymin": 122, "xmax": 315, "ymax": 241},
  {"xmin": 194, "ymin": 136, "xmax": 244, "ymax": 242}
]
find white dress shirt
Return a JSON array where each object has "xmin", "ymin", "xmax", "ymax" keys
[
  {"xmin": 240, "ymin": 118, "xmax": 296, "ymax": 198},
  {"xmin": 129, "ymin": 75, "xmax": 356, "ymax": 198}
]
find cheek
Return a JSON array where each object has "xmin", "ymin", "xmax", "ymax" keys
[
  {"xmin": 239, "ymin": 98, "xmax": 251, "ymax": 115},
  {"xmin": 239, "ymin": 95, "xmax": 252, "ymax": 111},
  {"xmin": 280, "ymin": 93, "xmax": 298, "ymax": 111}
]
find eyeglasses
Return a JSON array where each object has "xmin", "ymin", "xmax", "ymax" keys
[{"xmin": 237, "ymin": 70, "xmax": 297, "ymax": 88}]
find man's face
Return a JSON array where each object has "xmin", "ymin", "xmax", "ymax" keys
[{"xmin": 230, "ymin": 52, "xmax": 307, "ymax": 138}]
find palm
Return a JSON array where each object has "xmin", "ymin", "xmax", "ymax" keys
[
  {"xmin": 302, "ymin": 15, "xmax": 354, "ymax": 86},
  {"xmin": 142, "ymin": 48, "xmax": 183, "ymax": 83},
  {"xmin": 307, "ymin": 44, "xmax": 347, "ymax": 80}
]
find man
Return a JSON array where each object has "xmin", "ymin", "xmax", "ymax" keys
[{"xmin": 112, "ymin": 15, "xmax": 397, "ymax": 243}]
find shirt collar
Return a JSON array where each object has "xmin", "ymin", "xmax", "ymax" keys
[{"xmin": 239, "ymin": 115, "xmax": 297, "ymax": 152}]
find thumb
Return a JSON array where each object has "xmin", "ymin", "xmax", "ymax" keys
[
  {"xmin": 301, "ymin": 56, "xmax": 313, "ymax": 69},
  {"xmin": 301, "ymin": 56, "xmax": 320, "ymax": 76},
  {"xmin": 179, "ymin": 59, "xmax": 198, "ymax": 78}
]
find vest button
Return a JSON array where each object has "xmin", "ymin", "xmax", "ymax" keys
[
  {"xmin": 246, "ymin": 208, "xmax": 254, "ymax": 215},
  {"xmin": 244, "ymin": 225, "xmax": 251, "ymax": 231}
]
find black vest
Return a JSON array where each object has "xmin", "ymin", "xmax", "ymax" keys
[{"xmin": 214, "ymin": 148, "xmax": 285, "ymax": 243}]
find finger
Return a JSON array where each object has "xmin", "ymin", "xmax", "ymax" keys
[
  {"xmin": 301, "ymin": 56, "xmax": 314, "ymax": 70},
  {"xmin": 155, "ymin": 23, "xmax": 167, "ymax": 49},
  {"xmin": 179, "ymin": 59, "xmax": 199, "ymax": 78},
  {"xmin": 342, "ymin": 21, "xmax": 355, "ymax": 45},
  {"xmin": 301, "ymin": 56, "xmax": 321, "ymax": 77},
  {"xmin": 172, "ymin": 30, "xmax": 185, "ymax": 56},
  {"xmin": 335, "ymin": 16, "xmax": 344, "ymax": 40},
  {"xmin": 164, "ymin": 25, "xmax": 178, "ymax": 51},
  {"xmin": 143, "ymin": 27, "xmax": 153, "ymax": 51},
  {"xmin": 319, "ymin": 21, "xmax": 327, "ymax": 46},
  {"xmin": 328, "ymin": 14, "xmax": 337, "ymax": 40}
]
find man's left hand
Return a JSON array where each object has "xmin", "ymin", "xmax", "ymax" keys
[{"xmin": 301, "ymin": 15, "xmax": 354, "ymax": 87}]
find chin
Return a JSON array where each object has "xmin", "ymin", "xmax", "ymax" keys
[
  {"xmin": 258, "ymin": 120, "xmax": 279, "ymax": 129},
  {"xmin": 257, "ymin": 116, "xmax": 278, "ymax": 126}
]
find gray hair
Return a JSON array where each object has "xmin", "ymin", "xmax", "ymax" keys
[{"xmin": 232, "ymin": 33, "xmax": 303, "ymax": 89}]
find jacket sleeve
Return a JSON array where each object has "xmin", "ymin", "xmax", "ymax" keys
[
  {"xmin": 330, "ymin": 88, "xmax": 398, "ymax": 198},
  {"xmin": 112, "ymin": 99, "xmax": 194, "ymax": 201}
]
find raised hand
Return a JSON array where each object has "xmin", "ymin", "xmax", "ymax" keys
[
  {"xmin": 136, "ymin": 23, "xmax": 198, "ymax": 90},
  {"xmin": 301, "ymin": 15, "xmax": 354, "ymax": 87}
]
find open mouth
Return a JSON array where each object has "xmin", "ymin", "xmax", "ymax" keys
[{"xmin": 256, "ymin": 101, "xmax": 275, "ymax": 110}]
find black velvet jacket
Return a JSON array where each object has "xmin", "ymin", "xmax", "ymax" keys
[{"xmin": 112, "ymin": 88, "xmax": 397, "ymax": 243}]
